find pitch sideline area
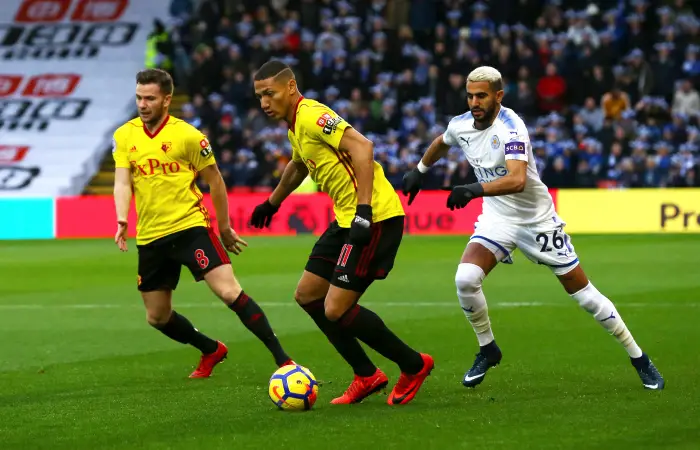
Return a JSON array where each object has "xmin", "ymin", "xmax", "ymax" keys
[{"xmin": 0, "ymin": 235, "xmax": 698, "ymax": 449}]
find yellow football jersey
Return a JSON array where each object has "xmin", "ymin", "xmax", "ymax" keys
[
  {"xmin": 112, "ymin": 115, "xmax": 215, "ymax": 245},
  {"xmin": 288, "ymin": 97, "xmax": 404, "ymax": 228}
]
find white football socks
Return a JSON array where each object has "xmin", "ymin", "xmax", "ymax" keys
[
  {"xmin": 571, "ymin": 282, "xmax": 643, "ymax": 358},
  {"xmin": 455, "ymin": 263, "xmax": 494, "ymax": 347}
]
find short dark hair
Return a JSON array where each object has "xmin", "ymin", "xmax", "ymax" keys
[
  {"xmin": 136, "ymin": 69, "xmax": 173, "ymax": 95},
  {"xmin": 254, "ymin": 60, "xmax": 294, "ymax": 81}
]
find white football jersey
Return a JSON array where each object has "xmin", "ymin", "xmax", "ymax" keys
[{"xmin": 443, "ymin": 105, "xmax": 555, "ymax": 224}]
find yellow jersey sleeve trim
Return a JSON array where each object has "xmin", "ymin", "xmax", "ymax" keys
[
  {"xmin": 187, "ymin": 171, "xmax": 212, "ymax": 228},
  {"xmin": 112, "ymin": 126, "xmax": 130, "ymax": 169},
  {"xmin": 327, "ymin": 143, "xmax": 357, "ymax": 191}
]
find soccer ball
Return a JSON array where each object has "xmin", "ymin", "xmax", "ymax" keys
[{"xmin": 268, "ymin": 364, "xmax": 318, "ymax": 411}]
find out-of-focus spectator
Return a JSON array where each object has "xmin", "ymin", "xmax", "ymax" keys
[
  {"xmin": 578, "ymin": 97, "xmax": 605, "ymax": 132},
  {"xmin": 543, "ymin": 157, "xmax": 573, "ymax": 189},
  {"xmin": 602, "ymin": 85, "xmax": 631, "ymax": 120},
  {"xmin": 231, "ymin": 149, "xmax": 258, "ymax": 187},
  {"xmin": 672, "ymin": 79, "xmax": 700, "ymax": 116},
  {"xmin": 536, "ymin": 63, "xmax": 567, "ymax": 113},
  {"xmin": 145, "ymin": 19, "xmax": 174, "ymax": 73},
  {"xmin": 218, "ymin": 149, "xmax": 235, "ymax": 186},
  {"xmin": 575, "ymin": 160, "xmax": 598, "ymax": 188},
  {"xmin": 626, "ymin": 48, "xmax": 655, "ymax": 100},
  {"xmin": 162, "ymin": 0, "xmax": 700, "ymax": 191}
]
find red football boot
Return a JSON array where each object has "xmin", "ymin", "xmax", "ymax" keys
[
  {"xmin": 331, "ymin": 369, "xmax": 389, "ymax": 404},
  {"xmin": 387, "ymin": 353, "xmax": 434, "ymax": 405},
  {"xmin": 279, "ymin": 359, "xmax": 296, "ymax": 368},
  {"xmin": 189, "ymin": 341, "xmax": 228, "ymax": 378}
]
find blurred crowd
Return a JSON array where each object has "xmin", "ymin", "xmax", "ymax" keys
[{"xmin": 156, "ymin": 0, "xmax": 700, "ymax": 190}]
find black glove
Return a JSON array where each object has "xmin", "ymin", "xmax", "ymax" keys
[
  {"xmin": 445, "ymin": 183, "xmax": 484, "ymax": 211},
  {"xmin": 349, "ymin": 204, "xmax": 373, "ymax": 245},
  {"xmin": 402, "ymin": 168, "xmax": 424, "ymax": 205},
  {"xmin": 250, "ymin": 199, "xmax": 279, "ymax": 228}
]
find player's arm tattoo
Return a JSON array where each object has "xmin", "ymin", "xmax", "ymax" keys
[
  {"xmin": 269, "ymin": 161, "xmax": 309, "ymax": 206},
  {"xmin": 113, "ymin": 167, "xmax": 132, "ymax": 223},
  {"xmin": 199, "ymin": 164, "xmax": 231, "ymax": 230},
  {"xmin": 481, "ymin": 159, "xmax": 527, "ymax": 196},
  {"xmin": 339, "ymin": 127, "xmax": 374, "ymax": 205}
]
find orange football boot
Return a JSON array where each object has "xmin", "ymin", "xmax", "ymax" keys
[
  {"xmin": 331, "ymin": 369, "xmax": 389, "ymax": 404},
  {"xmin": 189, "ymin": 341, "xmax": 228, "ymax": 378},
  {"xmin": 387, "ymin": 353, "xmax": 434, "ymax": 405}
]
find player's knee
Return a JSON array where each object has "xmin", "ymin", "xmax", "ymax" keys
[
  {"xmin": 571, "ymin": 282, "xmax": 606, "ymax": 314},
  {"xmin": 294, "ymin": 284, "xmax": 325, "ymax": 306},
  {"xmin": 294, "ymin": 287, "xmax": 312, "ymax": 306},
  {"xmin": 455, "ymin": 263, "xmax": 485, "ymax": 294},
  {"xmin": 146, "ymin": 309, "xmax": 171, "ymax": 327},
  {"xmin": 208, "ymin": 275, "xmax": 243, "ymax": 305},
  {"xmin": 218, "ymin": 286, "xmax": 242, "ymax": 305},
  {"xmin": 324, "ymin": 302, "xmax": 347, "ymax": 322}
]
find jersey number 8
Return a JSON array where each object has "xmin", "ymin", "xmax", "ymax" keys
[{"xmin": 194, "ymin": 249, "xmax": 209, "ymax": 269}]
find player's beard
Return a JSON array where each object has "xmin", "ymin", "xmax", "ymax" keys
[
  {"xmin": 472, "ymin": 106, "xmax": 496, "ymax": 130},
  {"xmin": 143, "ymin": 104, "xmax": 166, "ymax": 128}
]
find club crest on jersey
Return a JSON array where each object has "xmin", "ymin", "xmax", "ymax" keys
[
  {"xmin": 161, "ymin": 142, "xmax": 172, "ymax": 153},
  {"xmin": 199, "ymin": 138, "xmax": 213, "ymax": 158},
  {"xmin": 317, "ymin": 113, "xmax": 341, "ymax": 135},
  {"xmin": 491, "ymin": 135, "xmax": 500, "ymax": 149}
]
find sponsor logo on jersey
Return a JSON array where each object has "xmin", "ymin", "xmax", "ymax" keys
[
  {"xmin": 199, "ymin": 137, "xmax": 212, "ymax": 157},
  {"xmin": 504, "ymin": 141, "xmax": 526, "ymax": 156},
  {"xmin": 130, "ymin": 159, "xmax": 181, "ymax": 176},
  {"xmin": 473, "ymin": 165, "xmax": 508, "ymax": 183},
  {"xmin": 317, "ymin": 113, "xmax": 341, "ymax": 135}
]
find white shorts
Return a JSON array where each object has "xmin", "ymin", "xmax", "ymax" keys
[{"xmin": 469, "ymin": 214, "xmax": 580, "ymax": 276}]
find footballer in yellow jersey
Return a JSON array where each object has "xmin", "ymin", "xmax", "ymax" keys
[
  {"xmin": 112, "ymin": 114, "xmax": 215, "ymax": 245},
  {"xmin": 251, "ymin": 60, "xmax": 433, "ymax": 406},
  {"xmin": 113, "ymin": 69, "xmax": 294, "ymax": 377}
]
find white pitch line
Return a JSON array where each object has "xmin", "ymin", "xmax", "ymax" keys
[{"xmin": 0, "ymin": 301, "xmax": 696, "ymax": 310}]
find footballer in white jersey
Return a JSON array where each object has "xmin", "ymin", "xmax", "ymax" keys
[
  {"xmin": 443, "ymin": 105, "xmax": 555, "ymax": 226},
  {"xmin": 402, "ymin": 66, "xmax": 664, "ymax": 391}
]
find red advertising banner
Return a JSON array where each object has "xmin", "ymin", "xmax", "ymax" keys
[
  {"xmin": 55, "ymin": 191, "xmax": 503, "ymax": 239},
  {"xmin": 56, "ymin": 195, "xmax": 139, "ymax": 238},
  {"xmin": 14, "ymin": 0, "xmax": 128, "ymax": 23},
  {"xmin": 56, "ymin": 190, "xmax": 559, "ymax": 239}
]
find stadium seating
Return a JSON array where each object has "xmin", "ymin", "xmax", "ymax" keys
[
  {"xmin": 0, "ymin": 0, "xmax": 172, "ymax": 196},
  {"xmin": 148, "ymin": 0, "xmax": 700, "ymax": 192}
]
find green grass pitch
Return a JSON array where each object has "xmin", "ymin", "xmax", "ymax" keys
[{"xmin": 0, "ymin": 235, "xmax": 698, "ymax": 449}]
